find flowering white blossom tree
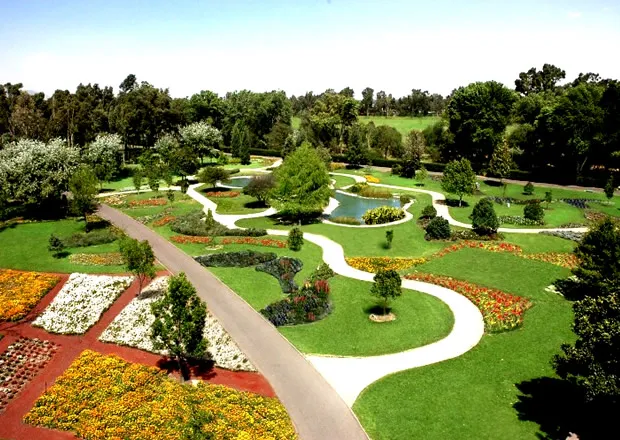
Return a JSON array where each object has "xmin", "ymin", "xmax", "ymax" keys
[
  {"xmin": 84, "ymin": 133, "xmax": 123, "ymax": 182},
  {"xmin": 179, "ymin": 121, "xmax": 222, "ymax": 161}
]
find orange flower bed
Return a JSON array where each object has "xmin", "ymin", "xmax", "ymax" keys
[
  {"xmin": 0, "ymin": 269, "xmax": 60, "ymax": 321},
  {"xmin": 129, "ymin": 198, "xmax": 167, "ymax": 207},
  {"xmin": 170, "ymin": 235, "xmax": 213, "ymax": 244},
  {"xmin": 152, "ymin": 215, "xmax": 175, "ymax": 227},
  {"xmin": 406, "ymin": 273, "xmax": 532, "ymax": 332},
  {"xmin": 433, "ymin": 241, "xmax": 523, "ymax": 258},
  {"xmin": 204, "ymin": 191, "xmax": 240, "ymax": 198},
  {"xmin": 520, "ymin": 252, "xmax": 579, "ymax": 269},
  {"xmin": 220, "ymin": 237, "xmax": 287, "ymax": 248}
]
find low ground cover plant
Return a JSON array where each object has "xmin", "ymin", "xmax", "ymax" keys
[
  {"xmin": 261, "ymin": 279, "xmax": 331, "ymax": 326},
  {"xmin": 59, "ymin": 228, "xmax": 119, "ymax": 248},
  {"xmin": 256, "ymin": 257, "xmax": 304, "ymax": 293},
  {"xmin": 362, "ymin": 206, "xmax": 405, "ymax": 225},
  {"xmin": 0, "ymin": 270, "xmax": 60, "ymax": 321},
  {"xmin": 195, "ymin": 250, "xmax": 277, "ymax": 268},
  {"xmin": 405, "ymin": 273, "xmax": 532, "ymax": 332},
  {"xmin": 24, "ymin": 350, "xmax": 296, "ymax": 439},
  {"xmin": 498, "ymin": 215, "xmax": 544, "ymax": 226},
  {"xmin": 68, "ymin": 252, "xmax": 124, "ymax": 266}
]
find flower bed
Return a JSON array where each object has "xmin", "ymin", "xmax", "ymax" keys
[
  {"xmin": 433, "ymin": 241, "xmax": 523, "ymax": 258},
  {"xmin": 497, "ymin": 215, "xmax": 544, "ymax": 226},
  {"xmin": 100, "ymin": 277, "xmax": 255, "ymax": 371},
  {"xmin": 152, "ymin": 215, "xmax": 176, "ymax": 227},
  {"xmin": 102, "ymin": 194, "xmax": 126, "ymax": 206},
  {"xmin": 204, "ymin": 191, "xmax": 240, "ymax": 198},
  {"xmin": 129, "ymin": 198, "xmax": 167, "ymax": 207},
  {"xmin": 68, "ymin": 252, "xmax": 124, "ymax": 266},
  {"xmin": 405, "ymin": 273, "xmax": 532, "ymax": 332},
  {"xmin": 0, "ymin": 270, "xmax": 60, "ymax": 322},
  {"xmin": 220, "ymin": 236, "xmax": 287, "ymax": 248},
  {"xmin": 520, "ymin": 252, "xmax": 579, "ymax": 269},
  {"xmin": 346, "ymin": 257, "xmax": 427, "ymax": 273},
  {"xmin": 540, "ymin": 230, "xmax": 585, "ymax": 242},
  {"xmin": 261, "ymin": 280, "xmax": 332, "ymax": 326},
  {"xmin": 365, "ymin": 175, "xmax": 380, "ymax": 183},
  {"xmin": 33, "ymin": 274, "xmax": 133, "ymax": 334},
  {"xmin": 170, "ymin": 235, "xmax": 213, "ymax": 244},
  {"xmin": 256, "ymin": 257, "xmax": 303, "ymax": 293},
  {"xmin": 1, "ymin": 338, "xmax": 58, "ymax": 413},
  {"xmin": 24, "ymin": 350, "xmax": 296, "ymax": 439}
]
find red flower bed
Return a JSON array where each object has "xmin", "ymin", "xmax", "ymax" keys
[
  {"xmin": 170, "ymin": 235, "xmax": 213, "ymax": 244},
  {"xmin": 129, "ymin": 198, "xmax": 167, "ymax": 207},
  {"xmin": 521, "ymin": 252, "xmax": 579, "ymax": 269},
  {"xmin": 0, "ymin": 337, "xmax": 58, "ymax": 413},
  {"xmin": 433, "ymin": 241, "xmax": 523, "ymax": 258},
  {"xmin": 220, "ymin": 237, "xmax": 287, "ymax": 248},
  {"xmin": 152, "ymin": 215, "xmax": 175, "ymax": 227},
  {"xmin": 204, "ymin": 191, "xmax": 240, "ymax": 198},
  {"xmin": 405, "ymin": 273, "xmax": 532, "ymax": 332}
]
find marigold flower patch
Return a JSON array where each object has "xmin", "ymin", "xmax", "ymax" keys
[
  {"xmin": 0, "ymin": 269, "xmax": 60, "ymax": 321},
  {"xmin": 346, "ymin": 256, "xmax": 427, "ymax": 273}
]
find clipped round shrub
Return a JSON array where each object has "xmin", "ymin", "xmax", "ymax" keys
[
  {"xmin": 425, "ymin": 216, "xmax": 451, "ymax": 240},
  {"xmin": 420, "ymin": 204, "xmax": 437, "ymax": 219},
  {"xmin": 472, "ymin": 198, "xmax": 499, "ymax": 235},
  {"xmin": 288, "ymin": 227, "xmax": 304, "ymax": 251},
  {"xmin": 523, "ymin": 182, "xmax": 534, "ymax": 195},
  {"xmin": 524, "ymin": 201, "xmax": 544, "ymax": 222},
  {"xmin": 399, "ymin": 195, "xmax": 413, "ymax": 206},
  {"xmin": 362, "ymin": 206, "xmax": 406, "ymax": 225}
]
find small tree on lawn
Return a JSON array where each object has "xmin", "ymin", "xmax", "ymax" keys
[
  {"xmin": 524, "ymin": 201, "xmax": 544, "ymax": 222},
  {"xmin": 488, "ymin": 141, "xmax": 513, "ymax": 195},
  {"xmin": 385, "ymin": 230, "xmax": 394, "ymax": 249},
  {"xmin": 69, "ymin": 164, "xmax": 99, "ymax": 223},
  {"xmin": 523, "ymin": 182, "xmax": 534, "ymax": 195},
  {"xmin": 197, "ymin": 166, "xmax": 230, "ymax": 189},
  {"xmin": 48, "ymin": 234, "xmax": 65, "ymax": 258},
  {"xmin": 288, "ymin": 227, "xmax": 304, "ymax": 251},
  {"xmin": 471, "ymin": 198, "xmax": 499, "ymax": 236},
  {"xmin": 244, "ymin": 174, "xmax": 276, "ymax": 204},
  {"xmin": 415, "ymin": 166, "xmax": 428, "ymax": 183},
  {"xmin": 605, "ymin": 176, "xmax": 615, "ymax": 201},
  {"xmin": 545, "ymin": 191, "xmax": 553, "ymax": 209},
  {"xmin": 441, "ymin": 158, "xmax": 476, "ymax": 207},
  {"xmin": 119, "ymin": 238, "xmax": 156, "ymax": 295},
  {"xmin": 166, "ymin": 189, "xmax": 176, "ymax": 205},
  {"xmin": 151, "ymin": 273, "xmax": 207, "ymax": 380},
  {"xmin": 132, "ymin": 168, "xmax": 143, "ymax": 191},
  {"xmin": 371, "ymin": 269, "xmax": 402, "ymax": 315}
]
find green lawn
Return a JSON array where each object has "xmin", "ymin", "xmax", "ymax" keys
[
  {"xmin": 291, "ymin": 116, "xmax": 439, "ymax": 137},
  {"xmin": 222, "ymin": 156, "xmax": 275, "ymax": 170},
  {"xmin": 354, "ymin": 249, "xmax": 574, "ymax": 439},
  {"xmin": 331, "ymin": 174, "xmax": 357, "ymax": 189},
  {"xmin": 0, "ymin": 219, "xmax": 125, "ymax": 273}
]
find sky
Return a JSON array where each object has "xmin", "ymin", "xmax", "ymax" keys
[{"xmin": 1, "ymin": 0, "xmax": 619, "ymax": 98}]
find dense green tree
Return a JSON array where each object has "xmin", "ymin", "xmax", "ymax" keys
[
  {"xmin": 361, "ymin": 87, "xmax": 374, "ymax": 116},
  {"xmin": 398, "ymin": 130, "xmax": 425, "ymax": 177},
  {"xmin": 344, "ymin": 124, "xmax": 370, "ymax": 166},
  {"xmin": 523, "ymin": 201, "xmax": 544, "ymax": 222},
  {"xmin": 272, "ymin": 144, "xmax": 331, "ymax": 217},
  {"xmin": 231, "ymin": 120, "xmax": 251, "ymax": 160},
  {"xmin": 188, "ymin": 90, "xmax": 224, "ymax": 127},
  {"xmin": 371, "ymin": 125, "xmax": 402, "ymax": 158},
  {"xmin": 515, "ymin": 64, "xmax": 566, "ymax": 95},
  {"xmin": 371, "ymin": 269, "xmax": 402, "ymax": 315},
  {"xmin": 441, "ymin": 158, "xmax": 476, "ymax": 206},
  {"xmin": 445, "ymin": 81, "xmax": 517, "ymax": 165},
  {"xmin": 151, "ymin": 273, "xmax": 207, "ymax": 379},
  {"xmin": 471, "ymin": 198, "xmax": 499, "ymax": 235},
  {"xmin": 119, "ymin": 237, "xmax": 157, "ymax": 294},
  {"xmin": 488, "ymin": 141, "xmax": 513, "ymax": 196},
  {"xmin": 339, "ymin": 87, "xmax": 355, "ymax": 98},
  {"xmin": 265, "ymin": 121, "xmax": 292, "ymax": 152},
  {"xmin": 244, "ymin": 174, "xmax": 276, "ymax": 203},
  {"xmin": 69, "ymin": 164, "xmax": 99, "ymax": 222},
  {"xmin": 197, "ymin": 166, "xmax": 230, "ymax": 189},
  {"xmin": 282, "ymin": 129, "xmax": 305, "ymax": 157},
  {"xmin": 605, "ymin": 176, "xmax": 615, "ymax": 200},
  {"xmin": 288, "ymin": 227, "xmax": 304, "ymax": 251}
]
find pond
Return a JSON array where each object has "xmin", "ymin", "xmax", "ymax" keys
[
  {"xmin": 224, "ymin": 177, "xmax": 254, "ymax": 188},
  {"xmin": 329, "ymin": 192, "xmax": 401, "ymax": 223}
]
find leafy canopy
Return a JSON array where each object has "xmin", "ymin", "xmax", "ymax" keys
[{"xmin": 441, "ymin": 158, "xmax": 476, "ymax": 206}]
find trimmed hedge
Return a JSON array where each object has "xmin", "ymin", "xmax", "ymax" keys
[{"xmin": 194, "ymin": 251, "xmax": 277, "ymax": 267}]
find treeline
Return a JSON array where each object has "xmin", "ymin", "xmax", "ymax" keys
[{"xmin": 1, "ymin": 65, "xmax": 619, "ymax": 186}]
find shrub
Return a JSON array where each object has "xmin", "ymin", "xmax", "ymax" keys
[
  {"xmin": 348, "ymin": 182, "xmax": 368, "ymax": 194},
  {"xmin": 261, "ymin": 280, "xmax": 332, "ymax": 326},
  {"xmin": 385, "ymin": 230, "xmax": 394, "ymax": 249},
  {"xmin": 288, "ymin": 227, "xmax": 304, "ymax": 251},
  {"xmin": 329, "ymin": 216, "xmax": 361, "ymax": 225},
  {"xmin": 425, "ymin": 216, "xmax": 451, "ymax": 240},
  {"xmin": 195, "ymin": 251, "xmax": 277, "ymax": 268},
  {"xmin": 61, "ymin": 229, "xmax": 118, "ymax": 248},
  {"xmin": 523, "ymin": 182, "xmax": 534, "ymax": 195},
  {"xmin": 524, "ymin": 201, "xmax": 545, "ymax": 222},
  {"xmin": 362, "ymin": 206, "xmax": 405, "ymax": 225},
  {"xmin": 471, "ymin": 198, "xmax": 499, "ymax": 236},
  {"xmin": 605, "ymin": 176, "xmax": 615, "ymax": 200},
  {"xmin": 420, "ymin": 205, "xmax": 437, "ymax": 219},
  {"xmin": 415, "ymin": 167, "xmax": 428, "ymax": 182},
  {"xmin": 358, "ymin": 186, "xmax": 393, "ymax": 199},
  {"xmin": 256, "ymin": 257, "xmax": 304, "ymax": 293},
  {"xmin": 223, "ymin": 228, "xmax": 267, "ymax": 237},
  {"xmin": 48, "ymin": 234, "xmax": 65, "ymax": 255},
  {"xmin": 399, "ymin": 195, "xmax": 413, "ymax": 206},
  {"xmin": 371, "ymin": 269, "xmax": 402, "ymax": 315},
  {"xmin": 244, "ymin": 174, "xmax": 276, "ymax": 203},
  {"xmin": 309, "ymin": 263, "xmax": 335, "ymax": 282}
]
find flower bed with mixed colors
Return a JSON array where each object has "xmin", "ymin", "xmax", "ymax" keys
[
  {"xmin": 520, "ymin": 252, "xmax": 579, "ymax": 269},
  {"xmin": 0, "ymin": 270, "xmax": 60, "ymax": 322},
  {"xmin": 204, "ymin": 191, "xmax": 241, "ymax": 198},
  {"xmin": 129, "ymin": 198, "xmax": 167, "ymax": 207},
  {"xmin": 152, "ymin": 215, "xmax": 176, "ymax": 227},
  {"xmin": 33, "ymin": 274, "xmax": 133, "ymax": 334},
  {"xmin": 101, "ymin": 194, "xmax": 126, "ymax": 206},
  {"xmin": 1, "ymin": 338, "xmax": 58, "ymax": 412},
  {"xmin": 170, "ymin": 235, "xmax": 213, "ymax": 245},
  {"xmin": 24, "ymin": 350, "xmax": 296, "ymax": 440},
  {"xmin": 220, "ymin": 237, "xmax": 287, "ymax": 248},
  {"xmin": 405, "ymin": 273, "xmax": 532, "ymax": 332},
  {"xmin": 68, "ymin": 252, "xmax": 124, "ymax": 266},
  {"xmin": 346, "ymin": 257, "xmax": 427, "ymax": 273},
  {"xmin": 100, "ymin": 277, "xmax": 255, "ymax": 371}
]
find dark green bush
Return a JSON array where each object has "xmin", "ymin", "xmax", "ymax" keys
[
  {"xmin": 48, "ymin": 234, "xmax": 65, "ymax": 254},
  {"xmin": 524, "ymin": 201, "xmax": 545, "ymax": 222},
  {"xmin": 309, "ymin": 263, "xmax": 335, "ymax": 282},
  {"xmin": 348, "ymin": 182, "xmax": 368, "ymax": 194},
  {"xmin": 61, "ymin": 229, "xmax": 118, "ymax": 248},
  {"xmin": 425, "ymin": 216, "xmax": 451, "ymax": 240},
  {"xmin": 399, "ymin": 195, "xmax": 413, "ymax": 206},
  {"xmin": 260, "ymin": 280, "xmax": 332, "ymax": 326},
  {"xmin": 194, "ymin": 250, "xmax": 276, "ymax": 268},
  {"xmin": 256, "ymin": 256, "xmax": 304, "ymax": 293},
  {"xmin": 523, "ymin": 182, "xmax": 534, "ymax": 195},
  {"xmin": 329, "ymin": 216, "xmax": 361, "ymax": 225},
  {"xmin": 288, "ymin": 227, "xmax": 304, "ymax": 251},
  {"xmin": 420, "ymin": 205, "xmax": 437, "ymax": 219},
  {"xmin": 471, "ymin": 198, "xmax": 499, "ymax": 235}
]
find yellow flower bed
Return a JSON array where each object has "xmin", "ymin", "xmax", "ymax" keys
[
  {"xmin": 346, "ymin": 256, "xmax": 426, "ymax": 273},
  {"xmin": 364, "ymin": 175, "xmax": 380, "ymax": 183},
  {"xmin": 0, "ymin": 269, "xmax": 60, "ymax": 321},
  {"xmin": 25, "ymin": 350, "xmax": 297, "ymax": 440}
]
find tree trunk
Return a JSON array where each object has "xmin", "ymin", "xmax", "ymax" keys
[{"xmin": 459, "ymin": 195, "xmax": 462, "ymax": 207}]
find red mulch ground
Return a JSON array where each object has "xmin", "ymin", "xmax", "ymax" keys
[{"xmin": 0, "ymin": 271, "xmax": 275, "ymax": 440}]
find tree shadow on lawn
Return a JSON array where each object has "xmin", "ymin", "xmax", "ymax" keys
[
  {"xmin": 438, "ymin": 198, "xmax": 470, "ymax": 208},
  {"xmin": 514, "ymin": 376, "xmax": 617, "ymax": 440},
  {"xmin": 243, "ymin": 200, "xmax": 268, "ymax": 210},
  {"xmin": 363, "ymin": 304, "xmax": 394, "ymax": 315},
  {"xmin": 483, "ymin": 179, "xmax": 504, "ymax": 188}
]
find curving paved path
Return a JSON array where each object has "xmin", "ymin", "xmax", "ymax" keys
[{"xmin": 96, "ymin": 205, "xmax": 369, "ymax": 440}]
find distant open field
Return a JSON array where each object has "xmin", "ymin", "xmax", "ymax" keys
[{"xmin": 292, "ymin": 115, "xmax": 440, "ymax": 136}]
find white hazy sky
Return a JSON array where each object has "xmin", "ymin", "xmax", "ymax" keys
[{"xmin": 1, "ymin": 0, "xmax": 619, "ymax": 98}]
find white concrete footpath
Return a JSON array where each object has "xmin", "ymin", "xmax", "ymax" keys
[{"xmin": 183, "ymin": 183, "xmax": 486, "ymax": 408}]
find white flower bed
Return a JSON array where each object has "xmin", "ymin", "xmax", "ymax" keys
[
  {"xmin": 33, "ymin": 273, "xmax": 133, "ymax": 334},
  {"xmin": 99, "ymin": 276, "xmax": 255, "ymax": 372}
]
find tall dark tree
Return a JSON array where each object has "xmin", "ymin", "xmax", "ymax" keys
[
  {"xmin": 515, "ymin": 64, "xmax": 566, "ymax": 95},
  {"xmin": 361, "ymin": 87, "xmax": 374, "ymax": 116}
]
